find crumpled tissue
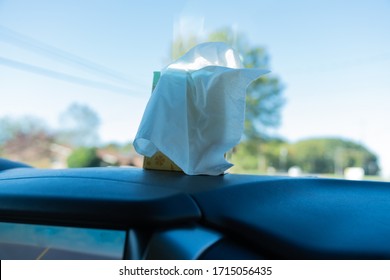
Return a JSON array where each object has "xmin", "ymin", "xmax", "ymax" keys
[{"xmin": 134, "ymin": 42, "xmax": 269, "ymax": 175}]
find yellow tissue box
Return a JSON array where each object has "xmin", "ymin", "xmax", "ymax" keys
[{"xmin": 143, "ymin": 151, "xmax": 183, "ymax": 172}]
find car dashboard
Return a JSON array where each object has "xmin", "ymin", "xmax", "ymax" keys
[{"xmin": 1, "ymin": 161, "xmax": 390, "ymax": 260}]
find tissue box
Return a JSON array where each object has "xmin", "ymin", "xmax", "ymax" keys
[
  {"xmin": 135, "ymin": 43, "xmax": 269, "ymax": 175},
  {"xmin": 142, "ymin": 71, "xmax": 183, "ymax": 172},
  {"xmin": 143, "ymin": 151, "xmax": 182, "ymax": 172}
]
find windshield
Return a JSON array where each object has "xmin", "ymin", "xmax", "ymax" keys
[{"xmin": 1, "ymin": 0, "xmax": 389, "ymax": 180}]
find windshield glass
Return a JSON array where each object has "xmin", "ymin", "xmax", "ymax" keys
[{"xmin": 1, "ymin": 0, "xmax": 389, "ymax": 181}]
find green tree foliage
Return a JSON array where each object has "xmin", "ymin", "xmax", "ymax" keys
[
  {"xmin": 231, "ymin": 138, "xmax": 290, "ymax": 173},
  {"xmin": 231, "ymin": 137, "xmax": 380, "ymax": 176},
  {"xmin": 288, "ymin": 138, "xmax": 380, "ymax": 175},
  {"xmin": 170, "ymin": 27, "xmax": 284, "ymax": 139},
  {"xmin": 260, "ymin": 138, "xmax": 290, "ymax": 172},
  {"xmin": 230, "ymin": 139, "xmax": 263, "ymax": 172},
  {"xmin": 67, "ymin": 147, "xmax": 102, "ymax": 168}
]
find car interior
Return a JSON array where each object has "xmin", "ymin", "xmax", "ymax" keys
[{"xmin": 1, "ymin": 158, "xmax": 390, "ymax": 260}]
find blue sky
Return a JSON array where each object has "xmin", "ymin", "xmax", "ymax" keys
[{"xmin": 1, "ymin": 0, "xmax": 390, "ymax": 176}]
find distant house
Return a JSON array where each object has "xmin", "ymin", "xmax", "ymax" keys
[
  {"xmin": 50, "ymin": 143, "xmax": 72, "ymax": 169},
  {"xmin": 97, "ymin": 149, "xmax": 143, "ymax": 168}
]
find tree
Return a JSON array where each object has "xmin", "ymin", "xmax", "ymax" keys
[
  {"xmin": 67, "ymin": 147, "xmax": 102, "ymax": 168},
  {"xmin": 260, "ymin": 138, "xmax": 291, "ymax": 172},
  {"xmin": 288, "ymin": 138, "xmax": 380, "ymax": 175},
  {"xmin": 230, "ymin": 139, "xmax": 264, "ymax": 172},
  {"xmin": 170, "ymin": 27, "xmax": 284, "ymax": 139},
  {"xmin": 57, "ymin": 103, "xmax": 101, "ymax": 147},
  {"xmin": 230, "ymin": 137, "xmax": 291, "ymax": 173},
  {"xmin": 0, "ymin": 116, "xmax": 55, "ymax": 167}
]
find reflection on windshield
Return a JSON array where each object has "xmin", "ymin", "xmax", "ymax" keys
[{"xmin": 0, "ymin": 222, "xmax": 126, "ymax": 260}]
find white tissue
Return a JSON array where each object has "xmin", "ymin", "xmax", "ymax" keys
[{"xmin": 134, "ymin": 42, "xmax": 269, "ymax": 175}]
